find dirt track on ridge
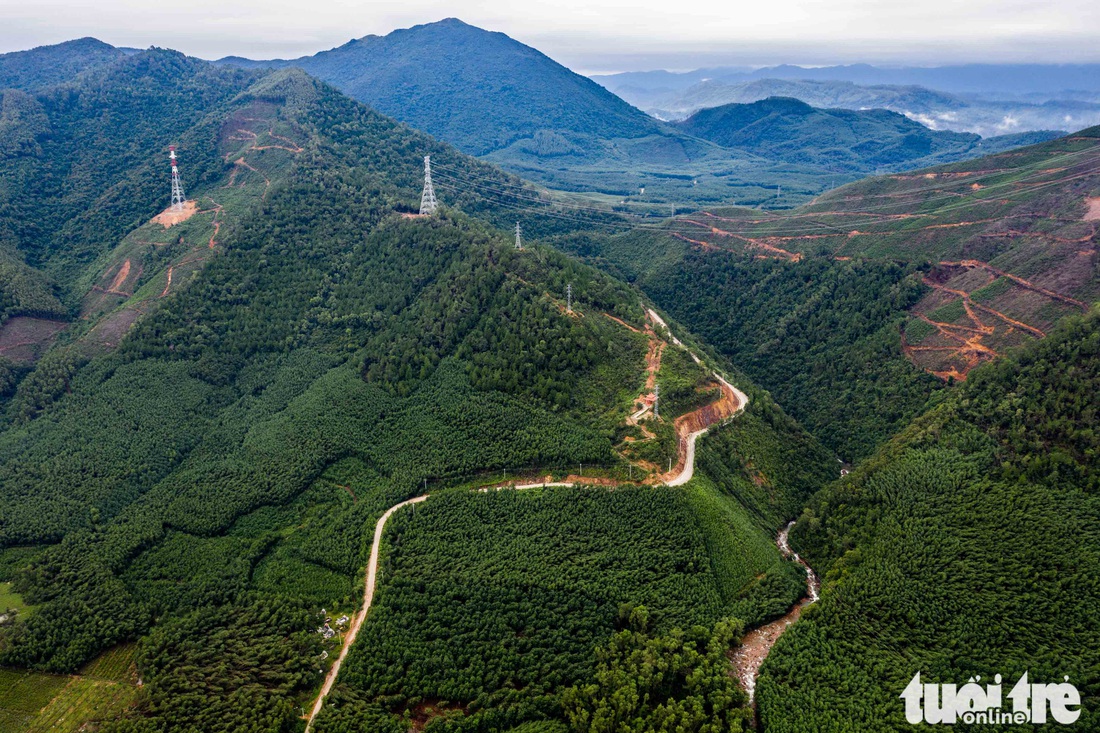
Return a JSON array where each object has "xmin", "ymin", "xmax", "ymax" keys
[{"xmin": 303, "ymin": 307, "xmax": 759, "ymax": 730}]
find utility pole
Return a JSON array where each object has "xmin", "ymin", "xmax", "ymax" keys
[
  {"xmin": 169, "ymin": 145, "xmax": 185, "ymax": 211},
  {"xmin": 654, "ymin": 382, "xmax": 659, "ymax": 420},
  {"xmin": 514, "ymin": 221, "xmax": 522, "ymax": 250},
  {"xmin": 566, "ymin": 283, "xmax": 573, "ymax": 313},
  {"xmin": 420, "ymin": 155, "xmax": 438, "ymax": 215}
]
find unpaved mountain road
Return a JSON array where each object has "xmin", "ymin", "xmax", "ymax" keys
[
  {"xmin": 304, "ymin": 495, "xmax": 427, "ymax": 732},
  {"xmin": 665, "ymin": 373, "xmax": 748, "ymax": 486},
  {"xmin": 302, "ymin": 310, "xmax": 779, "ymax": 731}
]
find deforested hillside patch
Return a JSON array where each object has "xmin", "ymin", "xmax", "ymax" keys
[{"xmin": 553, "ymin": 128, "xmax": 1099, "ymax": 460}]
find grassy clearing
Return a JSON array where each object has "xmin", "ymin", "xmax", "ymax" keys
[
  {"xmin": 23, "ymin": 677, "xmax": 136, "ymax": 733},
  {"xmin": 0, "ymin": 583, "xmax": 26, "ymax": 614},
  {"xmin": 0, "ymin": 668, "xmax": 69, "ymax": 713},
  {"xmin": 0, "ymin": 646, "xmax": 140, "ymax": 732},
  {"xmin": 926, "ymin": 298, "xmax": 967, "ymax": 324},
  {"xmin": 904, "ymin": 317, "xmax": 936, "ymax": 345},
  {"xmin": 970, "ymin": 276, "xmax": 1013, "ymax": 303}
]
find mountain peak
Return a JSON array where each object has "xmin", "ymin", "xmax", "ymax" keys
[
  {"xmin": 0, "ymin": 34, "xmax": 125, "ymax": 91},
  {"xmin": 226, "ymin": 19, "xmax": 659, "ymax": 156}
]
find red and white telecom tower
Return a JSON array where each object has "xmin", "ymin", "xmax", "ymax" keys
[{"xmin": 168, "ymin": 145, "xmax": 186, "ymax": 211}]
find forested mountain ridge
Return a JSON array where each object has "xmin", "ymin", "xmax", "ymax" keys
[
  {"xmin": 675, "ymin": 97, "xmax": 1061, "ymax": 173},
  {"xmin": 213, "ymin": 20, "xmax": 1057, "ymax": 208},
  {"xmin": 0, "ymin": 37, "xmax": 124, "ymax": 92},
  {"xmin": 553, "ymin": 126, "xmax": 1100, "ymax": 460},
  {"xmin": 0, "ymin": 47, "xmax": 837, "ymax": 733},
  {"xmin": 0, "ymin": 50, "xmax": 262, "ymax": 288},
  {"xmin": 0, "ymin": 44, "xmax": 623, "ymax": 398},
  {"xmin": 0, "ymin": 49, "xmax": 267, "ymax": 404},
  {"xmin": 218, "ymin": 18, "xmax": 662, "ymax": 157},
  {"xmin": 759, "ymin": 308, "xmax": 1100, "ymax": 731}
]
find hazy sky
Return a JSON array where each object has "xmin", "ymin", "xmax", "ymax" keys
[{"xmin": 2, "ymin": 0, "xmax": 1099, "ymax": 72}]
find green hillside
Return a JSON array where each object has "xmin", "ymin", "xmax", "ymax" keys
[
  {"xmin": 675, "ymin": 97, "xmax": 1060, "ymax": 173},
  {"xmin": 0, "ymin": 50, "xmax": 263, "ymax": 291},
  {"xmin": 216, "ymin": 21, "xmax": 1054, "ymax": 209},
  {"xmin": 0, "ymin": 49, "xmax": 835, "ymax": 733},
  {"xmin": 240, "ymin": 18, "xmax": 661, "ymax": 157},
  {"xmin": 551, "ymin": 127, "xmax": 1100, "ymax": 460},
  {"xmin": 0, "ymin": 37, "xmax": 123, "ymax": 92},
  {"xmin": 3, "ymin": 30, "xmax": 1095, "ymax": 733},
  {"xmin": 760, "ymin": 308, "xmax": 1100, "ymax": 731}
]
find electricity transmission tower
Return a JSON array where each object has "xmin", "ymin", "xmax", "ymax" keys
[
  {"xmin": 566, "ymin": 283, "xmax": 572, "ymax": 313},
  {"xmin": 420, "ymin": 155, "xmax": 438, "ymax": 215},
  {"xmin": 514, "ymin": 222, "xmax": 523, "ymax": 250},
  {"xmin": 169, "ymin": 145, "xmax": 185, "ymax": 211}
]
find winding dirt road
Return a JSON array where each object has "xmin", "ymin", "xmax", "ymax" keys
[
  {"xmin": 303, "ymin": 309, "xmax": 754, "ymax": 729},
  {"xmin": 665, "ymin": 374, "xmax": 748, "ymax": 486}
]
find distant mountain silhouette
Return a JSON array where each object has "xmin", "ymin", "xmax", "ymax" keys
[
  {"xmin": 675, "ymin": 97, "xmax": 1061, "ymax": 171},
  {"xmin": 594, "ymin": 62, "xmax": 1100, "ymax": 99}
]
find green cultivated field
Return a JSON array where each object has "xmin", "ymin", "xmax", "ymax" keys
[{"xmin": 0, "ymin": 646, "xmax": 136, "ymax": 733}]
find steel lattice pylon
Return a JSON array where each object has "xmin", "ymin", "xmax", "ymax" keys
[
  {"xmin": 169, "ymin": 146, "xmax": 186, "ymax": 211},
  {"xmin": 420, "ymin": 155, "xmax": 438, "ymax": 215}
]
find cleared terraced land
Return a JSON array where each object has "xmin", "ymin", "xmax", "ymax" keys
[{"xmin": 0, "ymin": 645, "xmax": 137, "ymax": 733}]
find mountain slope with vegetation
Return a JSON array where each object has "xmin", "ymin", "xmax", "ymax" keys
[
  {"xmin": 553, "ymin": 127, "xmax": 1099, "ymax": 460},
  {"xmin": 221, "ymin": 17, "xmax": 661, "ymax": 157},
  {"xmin": 675, "ymin": 97, "xmax": 1060, "ymax": 173},
  {"xmin": 760, "ymin": 308, "xmax": 1100, "ymax": 731},
  {"xmin": 215, "ymin": 20, "xmax": 1055, "ymax": 209},
  {"xmin": 0, "ymin": 37, "xmax": 124, "ymax": 92},
  {"xmin": 0, "ymin": 48, "xmax": 836, "ymax": 733}
]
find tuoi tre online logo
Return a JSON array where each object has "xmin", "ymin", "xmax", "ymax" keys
[{"xmin": 901, "ymin": 672, "xmax": 1081, "ymax": 725}]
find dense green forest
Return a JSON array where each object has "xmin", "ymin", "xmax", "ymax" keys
[
  {"xmin": 759, "ymin": 309, "xmax": 1100, "ymax": 731},
  {"xmin": 0, "ymin": 47, "xmax": 842, "ymax": 733},
  {"xmin": 222, "ymin": 18, "xmax": 661, "ymax": 157},
  {"xmin": 0, "ymin": 37, "xmax": 124, "ymax": 92},
  {"xmin": 2, "ymin": 33, "xmax": 1095, "ymax": 733},
  {"xmin": 314, "ymin": 478, "xmax": 809, "ymax": 733},
  {"xmin": 560, "ymin": 613, "xmax": 751, "ymax": 733}
]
